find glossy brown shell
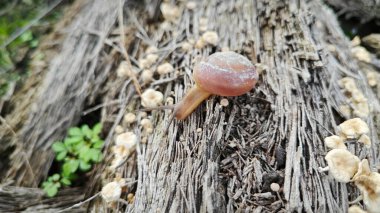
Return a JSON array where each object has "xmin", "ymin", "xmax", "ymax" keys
[{"xmin": 193, "ymin": 52, "xmax": 258, "ymax": 96}]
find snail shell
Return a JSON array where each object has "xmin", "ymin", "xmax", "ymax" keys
[{"xmin": 193, "ymin": 51, "xmax": 257, "ymax": 96}]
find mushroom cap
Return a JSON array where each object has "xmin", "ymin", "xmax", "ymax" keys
[
  {"xmin": 354, "ymin": 172, "xmax": 380, "ymax": 213},
  {"xmin": 324, "ymin": 135, "xmax": 347, "ymax": 149},
  {"xmin": 348, "ymin": 205, "xmax": 367, "ymax": 213},
  {"xmin": 101, "ymin": 181, "xmax": 122, "ymax": 202},
  {"xmin": 353, "ymin": 159, "xmax": 371, "ymax": 180},
  {"xmin": 193, "ymin": 52, "xmax": 258, "ymax": 96},
  {"xmin": 325, "ymin": 149, "xmax": 360, "ymax": 183},
  {"xmin": 338, "ymin": 118, "xmax": 369, "ymax": 138}
]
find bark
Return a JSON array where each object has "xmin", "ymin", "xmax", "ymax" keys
[
  {"xmin": 1, "ymin": 0, "xmax": 379, "ymax": 212},
  {"xmin": 326, "ymin": 0, "xmax": 380, "ymax": 22}
]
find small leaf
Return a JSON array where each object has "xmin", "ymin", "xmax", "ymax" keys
[
  {"xmin": 79, "ymin": 146, "xmax": 91, "ymax": 162},
  {"xmin": 62, "ymin": 159, "xmax": 79, "ymax": 176},
  {"xmin": 64, "ymin": 136, "xmax": 83, "ymax": 146},
  {"xmin": 56, "ymin": 150, "xmax": 67, "ymax": 161},
  {"xmin": 44, "ymin": 185, "xmax": 59, "ymax": 197},
  {"xmin": 92, "ymin": 140, "xmax": 104, "ymax": 149},
  {"xmin": 42, "ymin": 181, "xmax": 51, "ymax": 188},
  {"xmin": 92, "ymin": 123, "xmax": 102, "ymax": 135},
  {"xmin": 79, "ymin": 160, "xmax": 91, "ymax": 171},
  {"xmin": 89, "ymin": 149, "xmax": 102, "ymax": 162},
  {"xmin": 52, "ymin": 142, "xmax": 66, "ymax": 153},
  {"xmin": 60, "ymin": 177, "xmax": 71, "ymax": 186},
  {"xmin": 51, "ymin": 174, "xmax": 60, "ymax": 181},
  {"xmin": 68, "ymin": 127, "xmax": 83, "ymax": 137},
  {"xmin": 81, "ymin": 125, "xmax": 92, "ymax": 139}
]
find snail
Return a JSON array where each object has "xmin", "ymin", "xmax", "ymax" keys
[{"xmin": 173, "ymin": 51, "xmax": 258, "ymax": 120}]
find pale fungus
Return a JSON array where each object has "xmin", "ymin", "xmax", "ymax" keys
[
  {"xmin": 157, "ymin": 62, "xmax": 174, "ymax": 75},
  {"xmin": 114, "ymin": 125, "xmax": 124, "ymax": 134},
  {"xmin": 322, "ymin": 149, "xmax": 360, "ymax": 183},
  {"xmin": 201, "ymin": 31, "xmax": 219, "ymax": 46},
  {"xmin": 351, "ymin": 46, "xmax": 371, "ymax": 63},
  {"xmin": 123, "ymin": 113, "xmax": 136, "ymax": 124},
  {"xmin": 186, "ymin": 1, "xmax": 197, "ymax": 10},
  {"xmin": 358, "ymin": 134, "xmax": 371, "ymax": 148},
  {"xmin": 338, "ymin": 118, "xmax": 369, "ymax": 139},
  {"xmin": 146, "ymin": 54, "xmax": 159, "ymax": 65},
  {"xmin": 141, "ymin": 118, "xmax": 153, "ymax": 134},
  {"xmin": 146, "ymin": 46, "xmax": 158, "ymax": 54},
  {"xmin": 270, "ymin": 183, "xmax": 280, "ymax": 192},
  {"xmin": 324, "ymin": 135, "xmax": 347, "ymax": 149},
  {"xmin": 114, "ymin": 132, "xmax": 137, "ymax": 158},
  {"xmin": 101, "ymin": 181, "xmax": 122, "ymax": 202},
  {"xmin": 117, "ymin": 61, "xmax": 129, "ymax": 78},
  {"xmin": 181, "ymin": 41, "xmax": 193, "ymax": 52},
  {"xmin": 141, "ymin": 69, "xmax": 154, "ymax": 84},
  {"xmin": 367, "ymin": 71, "xmax": 378, "ymax": 87},
  {"xmin": 353, "ymin": 159, "xmax": 371, "ymax": 180},
  {"xmin": 348, "ymin": 205, "xmax": 367, "ymax": 213},
  {"xmin": 353, "ymin": 171, "xmax": 380, "ymax": 213},
  {"xmin": 160, "ymin": 3, "xmax": 180, "ymax": 22},
  {"xmin": 220, "ymin": 98, "xmax": 229, "ymax": 107},
  {"xmin": 141, "ymin": 89, "xmax": 164, "ymax": 108}
]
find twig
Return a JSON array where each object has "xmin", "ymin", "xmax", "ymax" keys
[
  {"xmin": 82, "ymin": 99, "xmax": 123, "ymax": 116},
  {"xmin": 118, "ymin": 0, "xmax": 142, "ymax": 96},
  {"xmin": 56, "ymin": 192, "xmax": 100, "ymax": 213},
  {"xmin": 0, "ymin": 115, "xmax": 16, "ymax": 136}
]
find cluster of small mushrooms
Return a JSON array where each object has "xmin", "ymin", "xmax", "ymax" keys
[{"xmin": 319, "ymin": 118, "xmax": 380, "ymax": 212}]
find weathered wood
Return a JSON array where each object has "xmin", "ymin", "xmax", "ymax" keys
[
  {"xmin": 1, "ymin": 0, "xmax": 380, "ymax": 212},
  {"xmin": 326, "ymin": 0, "xmax": 380, "ymax": 22},
  {"xmin": 2, "ymin": 0, "xmax": 125, "ymax": 186}
]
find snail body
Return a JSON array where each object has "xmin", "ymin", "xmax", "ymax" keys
[{"xmin": 174, "ymin": 51, "xmax": 258, "ymax": 120}]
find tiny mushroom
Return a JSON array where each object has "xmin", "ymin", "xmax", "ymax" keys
[
  {"xmin": 270, "ymin": 183, "xmax": 280, "ymax": 192},
  {"xmin": 123, "ymin": 112, "xmax": 136, "ymax": 124},
  {"xmin": 353, "ymin": 170, "xmax": 380, "ymax": 213},
  {"xmin": 141, "ymin": 89, "xmax": 164, "ymax": 108},
  {"xmin": 141, "ymin": 118, "xmax": 153, "ymax": 134},
  {"xmin": 160, "ymin": 3, "xmax": 180, "ymax": 22},
  {"xmin": 101, "ymin": 181, "xmax": 122, "ymax": 203},
  {"xmin": 321, "ymin": 149, "xmax": 360, "ymax": 183},
  {"xmin": 116, "ymin": 61, "xmax": 130, "ymax": 78},
  {"xmin": 358, "ymin": 134, "xmax": 371, "ymax": 148},
  {"xmin": 338, "ymin": 118, "xmax": 369, "ymax": 139},
  {"xmin": 324, "ymin": 135, "xmax": 347, "ymax": 149},
  {"xmin": 201, "ymin": 31, "xmax": 219, "ymax": 46},
  {"xmin": 157, "ymin": 62, "xmax": 174, "ymax": 75},
  {"xmin": 141, "ymin": 69, "xmax": 154, "ymax": 84},
  {"xmin": 113, "ymin": 132, "xmax": 137, "ymax": 158},
  {"xmin": 353, "ymin": 159, "xmax": 371, "ymax": 180},
  {"xmin": 348, "ymin": 205, "xmax": 368, "ymax": 213}
]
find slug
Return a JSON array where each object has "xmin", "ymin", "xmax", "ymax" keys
[{"xmin": 174, "ymin": 51, "xmax": 258, "ymax": 120}]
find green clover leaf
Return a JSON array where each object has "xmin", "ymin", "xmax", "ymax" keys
[
  {"xmin": 79, "ymin": 160, "xmax": 92, "ymax": 171},
  {"xmin": 52, "ymin": 142, "xmax": 66, "ymax": 153},
  {"xmin": 62, "ymin": 159, "xmax": 79, "ymax": 177},
  {"xmin": 81, "ymin": 125, "xmax": 92, "ymax": 139},
  {"xmin": 68, "ymin": 127, "xmax": 83, "ymax": 137},
  {"xmin": 92, "ymin": 123, "xmax": 102, "ymax": 136}
]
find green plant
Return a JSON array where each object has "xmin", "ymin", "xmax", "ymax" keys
[{"xmin": 42, "ymin": 123, "xmax": 104, "ymax": 197}]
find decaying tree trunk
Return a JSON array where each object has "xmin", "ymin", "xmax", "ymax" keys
[{"xmin": 1, "ymin": 0, "xmax": 379, "ymax": 212}]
